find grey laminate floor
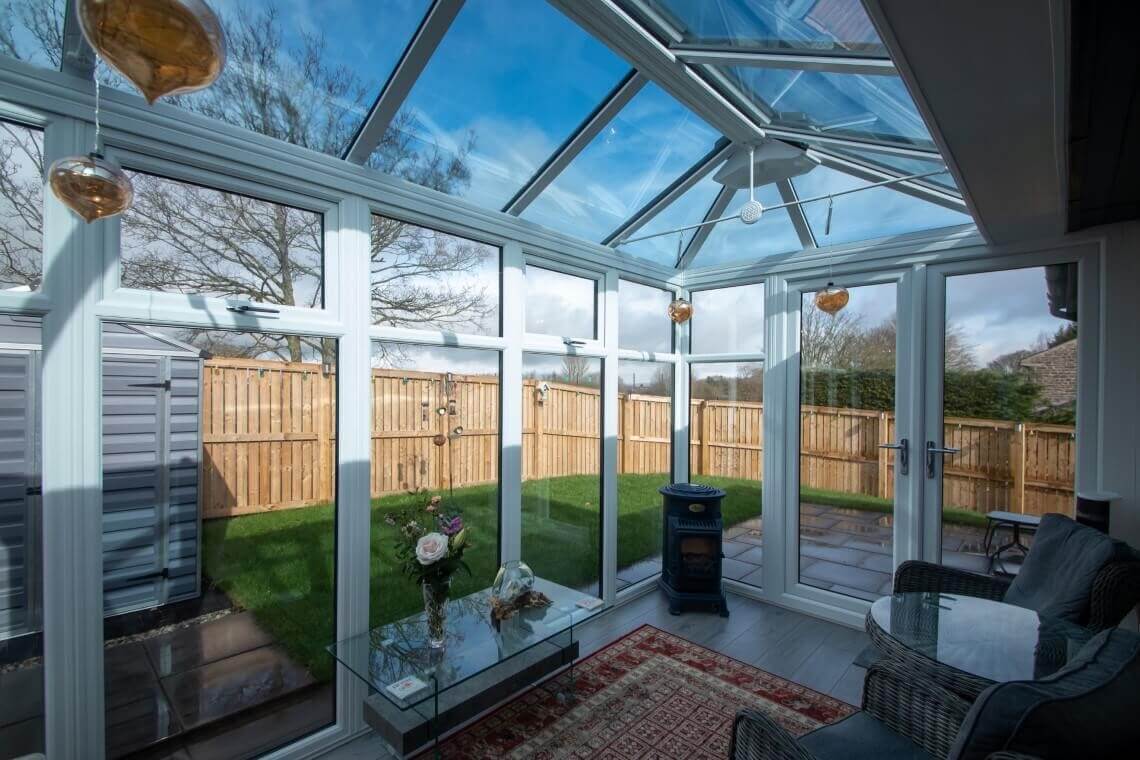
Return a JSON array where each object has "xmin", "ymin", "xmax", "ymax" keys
[{"xmin": 323, "ymin": 590, "xmax": 869, "ymax": 759}]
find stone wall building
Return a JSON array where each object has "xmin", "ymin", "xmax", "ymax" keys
[{"xmin": 1019, "ymin": 338, "xmax": 1078, "ymax": 407}]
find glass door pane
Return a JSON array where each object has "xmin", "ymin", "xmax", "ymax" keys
[
  {"xmin": 798, "ymin": 282, "xmax": 899, "ymax": 601},
  {"xmin": 521, "ymin": 353, "xmax": 602, "ymax": 596},
  {"xmin": 938, "ymin": 265, "xmax": 1079, "ymax": 574}
]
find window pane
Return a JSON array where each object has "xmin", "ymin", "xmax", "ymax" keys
[
  {"xmin": 371, "ymin": 216, "xmax": 501, "ymax": 336},
  {"xmin": 0, "ymin": 0, "xmax": 64, "ymax": 69},
  {"xmin": 371, "ymin": 0, "xmax": 628, "ymax": 210},
  {"xmin": 120, "ymin": 172, "xmax": 324, "ymax": 311},
  {"xmin": 370, "ymin": 343, "xmax": 500, "ymax": 628},
  {"xmin": 690, "ymin": 361, "xmax": 764, "ymax": 587},
  {"xmin": 99, "ymin": 1, "xmax": 431, "ymax": 156},
  {"xmin": 798, "ymin": 283, "xmax": 897, "ymax": 601},
  {"xmin": 618, "ymin": 280, "xmax": 672, "ymax": 353},
  {"xmin": 716, "ymin": 67, "xmax": 934, "ymax": 149},
  {"xmin": 941, "ymin": 266, "xmax": 1078, "ymax": 573},
  {"xmin": 638, "ymin": 0, "xmax": 887, "ymax": 56},
  {"xmin": 689, "ymin": 185, "xmax": 801, "ymax": 268},
  {"xmin": 691, "ymin": 283, "xmax": 764, "ymax": 354},
  {"xmin": 793, "ymin": 165, "xmax": 972, "ymax": 246},
  {"xmin": 522, "ymin": 83, "xmax": 720, "ymax": 242},
  {"xmin": 0, "ymin": 121, "xmax": 43, "ymax": 290},
  {"xmin": 522, "ymin": 353, "xmax": 602, "ymax": 597},
  {"xmin": 0, "ymin": 313, "xmax": 44, "ymax": 758},
  {"xmin": 525, "ymin": 266, "xmax": 596, "ymax": 340},
  {"xmin": 614, "ymin": 173, "xmax": 721, "ymax": 266},
  {"xmin": 101, "ymin": 324, "xmax": 335, "ymax": 757},
  {"xmin": 617, "ymin": 360, "xmax": 673, "ymax": 590}
]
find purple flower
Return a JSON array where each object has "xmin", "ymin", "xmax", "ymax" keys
[{"xmin": 441, "ymin": 516, "xmax": 463, "ymax": 536}]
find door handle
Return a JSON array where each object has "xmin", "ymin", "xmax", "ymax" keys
[
  {"xmin": 878, "ymin": 438, "xmax": 908, "ymax": 476},
  {"xmin": 926, "ymin": 441, "xmax": 961, "ymax": 478}
]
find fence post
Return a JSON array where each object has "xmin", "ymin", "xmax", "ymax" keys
[
  {"xmin": 533, "ymin": 385, "xmax": 545, "ymax": 480},
  {"xmin": 317, "ymin": 367, "xmax": 332, "ymax": 503},
  {"xmin": 1011, "ymin": 422, "xmax": 1026, "ymax": 513},
  {"xmin": 878, "ymin": 412, "xmax": 891, "ymax": 499},
  {"xmin": 621, "ymin": 394, "xmax": 632, "ymax": 474},
  {"xmin": 698, "ymin": 399, "xmax": 711, "ymax": 476}
]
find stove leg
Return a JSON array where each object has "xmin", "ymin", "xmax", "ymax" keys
[
  {"xmin": 668, "ymin": 601, "xmax": 682, "ymax": 616},
  {"xmin": 718, "ymin": 595, "xmax": 730, "ymax": 618}
]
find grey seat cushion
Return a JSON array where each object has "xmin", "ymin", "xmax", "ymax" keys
[
  {"xmin": 799, "ymin": 711, "xmax": 934, "ymax": 760},
  {"xmin": 1002, "ymin": 513, "xmax": 1130, "ymax": 622},
  {"xmin": 948, "ymin": 628, "xmax": 1140, "ymax": 760}
]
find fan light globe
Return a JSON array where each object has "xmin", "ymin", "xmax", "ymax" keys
[
  {"xmin": 739, "ymin": 199, "xmax": 764, "ymax": 225},
  {"xmin": 49, "ymin": 152, "xmax": 134, "ymax": 222},
  {"xmin": 667, "ymin": 298, "xmax": 693, "ymax": 324},
  {"xmin": 814, "ymin": 284, "xmax": 850, "ymax": 315},
  {"xmin": 78, "ymin": 0, "xmax": 227, "ymax": 104}
]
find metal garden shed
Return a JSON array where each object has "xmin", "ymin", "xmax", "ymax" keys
[{"xmin": 0, "ymin": 316, "xmax": 204, "ymax": 639}]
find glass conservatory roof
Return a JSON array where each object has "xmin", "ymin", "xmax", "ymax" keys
[{"xmin": 1, "ymin": 0, "xmax": 974, "ymax": 271}]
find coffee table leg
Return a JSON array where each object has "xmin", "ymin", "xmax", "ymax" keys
[
  {"xmin": 557, "ymin": 618, "xmax": 579, "ymax": 706},
  {"xmin": 432, "ymin": 675, "xmax": 441, "ymax": 759}
]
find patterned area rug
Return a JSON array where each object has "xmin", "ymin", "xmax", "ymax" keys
[{"xmin": 432, "ymin": 624, "xmax": 856, "ymax": 759}]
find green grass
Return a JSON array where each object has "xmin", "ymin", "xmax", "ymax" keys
[{"xmin": 201, "ymin": 474, "xmax": 985, "ymax": 682}]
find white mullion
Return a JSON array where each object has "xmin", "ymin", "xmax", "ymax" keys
[
  {"xmin": 762, "ymin": 274, "xmax": 787, "ymax": 598},
  {"xmin": 601, "ymin": 270, "xmax": 619, "ymax": 604},
  {"xmin": 673, "ymin": 285, "xmax": 691, "ymax": 481},
  {"xmin": 40, "ymin": 117, "xmax": 106, "ymax": 759},
  {"xmin": 685, "ymin": 352, "xmax": 767, "ymax": 364},
  {"xmin": 367, "ymin": 326, "xmax": 507, "ymax": 351},
  {"xmin": 332, "ymin": 196, "xmax": 372, "ymax": 737},
  {"xmin": 500, "ymin": 242, "xmax": 524, "ymax": 563}
]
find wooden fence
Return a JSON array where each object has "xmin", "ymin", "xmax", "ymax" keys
[{"xmin": 200, "ymin": 359, "xmax": 1076, "ymax": 519}]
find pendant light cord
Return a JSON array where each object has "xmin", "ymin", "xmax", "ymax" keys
[{"xmin": 92, "ymin": 55, "xmax": 102, "ymax": 156}]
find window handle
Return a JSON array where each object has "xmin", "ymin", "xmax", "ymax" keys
[
  {"xmin": 878, "ymin": 438, "xmax": 908, "ymax": 476},
  {"xmin": 926, "ymin": 441, "xmax": 961, "ymax": 478},
  {"xmin": 563, "ymin": 339, "xmax": 586, "ymax": 347},
  {"xmin": 226, "ymin": 303, "xmax": 280, "ymax": 315}
]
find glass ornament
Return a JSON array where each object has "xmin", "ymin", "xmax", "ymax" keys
[
  {"xmin": 814, "ymin": 284, "xmax": 850, "ymax": 315},
  {"xmin": 78, "ymin": 0, "xmax": 227, "ymax": 104},
  {"xmin": 49, "ymin": 152, "xmax": 134, "ymax": 222},
  {"xmin": 667, "ymin": 298, "xmax": 693, "ymax": 324}
]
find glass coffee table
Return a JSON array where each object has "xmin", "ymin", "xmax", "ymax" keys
[
  {"xmin": 867, "ymin": 592, "xmax": 1093, "ymax": 698},
  {"xmin": 327, "ymin": 578, "xmax": 606, "ymax": 757}
]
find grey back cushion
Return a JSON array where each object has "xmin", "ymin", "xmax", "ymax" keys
[
  {"xmin": 949, "ymin": 628, "xmax": 1140, "ymax": 760},
  {"xmin": 1003, "ymin": 513, "xmax": 1128, "ymax": 622}
]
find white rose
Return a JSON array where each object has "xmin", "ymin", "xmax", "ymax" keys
[{"xmin": 415, "ymin": 533, "xmax": 448, "ymax": 565}]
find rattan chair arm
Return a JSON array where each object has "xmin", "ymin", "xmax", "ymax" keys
[
  {"xmin": 1086, "ymin": 560, "xmax": 1140, "ymax": 631},
  {"xmin": 862, "ymin": 658, "xmax": 972, "ymax": 759},
  {"xmin": 730, "ymin": 709, "xmax": 818, "ymax": 760},
  {"xmin": 894, "ymin": 559, "xmax": 1011, "ymax": 601}
]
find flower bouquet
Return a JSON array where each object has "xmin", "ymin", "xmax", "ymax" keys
[{"xmin": 386, "ymin": 494, "xmax": 471, "ymax": 648}]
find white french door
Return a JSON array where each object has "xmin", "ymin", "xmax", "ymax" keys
[
  {"xmin": 920, "ymin": 247, "xmax": 1100, "ymax": 565},
  {"xmin": 780, "ymin": 268, "xmax": 921, "ymax": 614}
]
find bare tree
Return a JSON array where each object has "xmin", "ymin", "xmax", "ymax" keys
[
  {"xmin": 561, "ymin": 355, "xmax": 591, "ymax": 387},
  {"xmin": 800, "ymin": 300, "xmax": 863, "ymax": 368},
  {"xmin": 0, "ymin": 1, "xmax": 488, "ymax": 362}
]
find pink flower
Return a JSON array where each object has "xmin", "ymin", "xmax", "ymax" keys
[{"xmin": 441, "ymin": 516, "xmax": 463, "ymax": 536}]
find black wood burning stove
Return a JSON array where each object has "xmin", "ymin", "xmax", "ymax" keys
[{"xmin": 658, "ymin": 483, "xmax": 729, "ymax": 617}]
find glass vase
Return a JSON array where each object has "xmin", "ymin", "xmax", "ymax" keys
[{"xmin": 422, "ymin": 578, "xmax": 451, "ymax": 649}]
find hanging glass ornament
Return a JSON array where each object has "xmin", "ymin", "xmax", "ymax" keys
[
  {"xmin": 77, "ymin": 0, "xmax": 227, "ymax": 104},
  {"xmin": 814, "ymin": 283, "xmax": 850, "ymax": 315},
  {"xmin": 668, "ymin": 298, "xmax": 693, "ymax": 324},
  {"xmin": 49, "ymin": 59, "xmax": 134, "ymax": 222},
  {"xmin": 49, "ymin": 152, "xmax": 134, "ymax": 223}
]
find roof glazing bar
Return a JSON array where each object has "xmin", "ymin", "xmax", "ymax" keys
[
  {"xmin": 61, "ymin": 0, "xmax": 96, "ymax": 79},
  {"xmin": 602, "ymin": 137, "xmax": 732, "ymax": 245},
  {"xmin": 503, "ymin": 70, "xmax": 647, "ymax": 216},
  {"xmin": 343, "ymin": 0, "xmax": 464, "ymax": 164},
  {"xmin": 777, "ymin": 178, "xmax": 816, "ymax": 249},
  {"xmin": 676, "ymin": 184, "xmax": 734, "ymax": 269},
  {"xmin": 673, "ymin": 46, "xmax": 897, "ymax": 76},
  {"xmin": 759, "ymin": 124, "xmax": 942, "ymax": 159},
  {"xmin": 807, "ymin": 146, "xmax": 964, "ymax": 210}
]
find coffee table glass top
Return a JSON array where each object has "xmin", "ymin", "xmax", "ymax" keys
[
  {"xmin": 327, "ymin": 578, "xmax": 605, "ymax": 710},
  {"xmin": 869, "ymin": 592, "xmax": 1093, "ymax": 684}
]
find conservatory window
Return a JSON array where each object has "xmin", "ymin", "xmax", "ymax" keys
[
  {"xmin": 0, "ymin": 120, "xmax": 43, "ymax": 291},
  {"xmin": 370, "ymin": 216, "xmax": 501, "ymax": 337},
  {"xmin": 688, "ymin": 185, "xmax": 801, "ymax": 269},
  {"xmin": 118, "ymin": 172, "xmax": 325, "ymax": 312},
  {"xmin": 618, "ymin": 280, "xmax": 673, "ymax": 353},
  {"xmin": 524, "ymin": 266, "xmax": 597, "ymax": 341},
  {"xmin": 691, "ymin": 283, "xmax": 765, "ymax": 354}
]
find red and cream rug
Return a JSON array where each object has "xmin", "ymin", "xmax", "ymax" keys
[{"xmin": 433, "ymin": 624, "xmax": 856, "ymax": 759}]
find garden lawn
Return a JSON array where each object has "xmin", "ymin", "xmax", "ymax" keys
[{"xmin": 201, "ymin": 473, "xmax": 983, "ymax": 682}]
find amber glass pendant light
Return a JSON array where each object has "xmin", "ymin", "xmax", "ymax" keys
[
  {"xmin": 813, "ymin": 196, "xmax": 849, "ymax": 315},
  {"xmin": 77, "ymin": 0, "xmax": 227, "ymax": 104},
  {"xmin": 49, "ymin": 64, "xmax": 134, "ymax": 223}
]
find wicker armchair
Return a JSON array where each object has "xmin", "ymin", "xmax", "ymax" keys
[
  {"xmin": 730, "ymin": 659, "xmax": 971, "ymax": 760},
  {"xmin": 893, "ymin": 558, "xmax": 1140, "ymax": 631}
]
